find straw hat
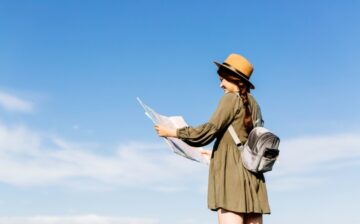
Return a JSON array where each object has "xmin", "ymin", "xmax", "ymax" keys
[{"xmin": 214, "ymin": 53, "xmax": 255, "ymax": 89}]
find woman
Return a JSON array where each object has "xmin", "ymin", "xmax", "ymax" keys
[{"xmin": 155, "ymin": 53, "xmax": 270, "ymax": 224}]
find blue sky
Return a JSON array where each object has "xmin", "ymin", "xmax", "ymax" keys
[{"xmin": 0, "ymin": 0, "xmax": 360, "ymax": 223}]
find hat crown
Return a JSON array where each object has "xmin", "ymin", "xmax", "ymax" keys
[{"xmin": 224, "ymin": 54, "xmax": 253, "ymax": 78}]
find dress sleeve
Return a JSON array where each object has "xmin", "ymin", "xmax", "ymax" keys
[{"xmin": 176, "ymin": 93, "xmax": 240, "ymax": 147}]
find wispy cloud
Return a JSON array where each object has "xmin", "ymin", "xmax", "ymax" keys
[
  {"xmin": 268, "ymin": 133, "xmax": 360, "ymax": 191},
  {"xmin": 273, "ymin": 133, "xmax": 360, "ymax": 175},
  {"xmin": 0, "ymin": 91, "xmax": 33, "ymax": 113},
  {"xmin": 1, "ymin": 118, "xmax": 359, "ymax": 192},
  {"xmin": 0, "ymin": 215, "xmax": 158, "ymax": 224},
  {"xmin": 0, "ymin": 122, "xmax": 207, "ymax": 190}
]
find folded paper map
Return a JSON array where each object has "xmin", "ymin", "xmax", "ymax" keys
[{"xmin": 137, "ymin": 97, "xmax": 209, "ymax": 165}]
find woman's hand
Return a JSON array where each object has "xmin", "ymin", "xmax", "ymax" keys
[{"xmin": 154, "ymin": 124, "xmax": 177, "ymax": 137}]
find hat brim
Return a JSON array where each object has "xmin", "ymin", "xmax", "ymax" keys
[{"xmin": 214, "ymin": 61, "xmax": 255, "ymax": 89}]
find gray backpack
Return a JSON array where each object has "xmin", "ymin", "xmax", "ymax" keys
[{"xmin": 227, "ymin": 100, "xmax": 280, "ymax": 173}]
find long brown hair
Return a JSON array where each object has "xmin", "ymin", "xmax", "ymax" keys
[{"xmin": 218, "ymin": 69, "xmax": 253, "ymax": 133}]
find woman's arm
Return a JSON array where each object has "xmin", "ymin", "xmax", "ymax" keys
[
  {"xmin": 154, "ymin": 92, "xmax": 240, "ymax": 147},
  {"xmin": 176, "ymin": 93, "xmax": 240, "ymax": 147}
]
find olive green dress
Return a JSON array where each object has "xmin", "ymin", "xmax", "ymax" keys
[{"xmin": 176, "ymin": 92, "xmax": 270, "ymax": 214}]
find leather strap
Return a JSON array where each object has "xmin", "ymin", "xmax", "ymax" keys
[{"xmin": 228, "ymin": 125, "xmax": 242, "ymax": 146}]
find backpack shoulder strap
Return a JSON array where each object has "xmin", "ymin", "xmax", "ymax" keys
[
  {"xmin": 228, "ymin": 125, "xmax": 242, "ymax": 146},
  {"xmin": 227, "ymin": 92, "xmax": 245, "ymax": 146}
]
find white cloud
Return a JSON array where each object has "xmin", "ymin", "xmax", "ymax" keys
[
  {"xmin": 267, "ymin": 133, "xmax": 360, "ymax": 191},
  {"xmin": 273, "ymin": 133, "xmax": 360, "ymax": 175},
  {"xmin": 0, "ymin": 215, "xmax": 158, "ymax": 224},
  {"xmin": 0, "ymin": 122, "xmax": 207, "ymax": 190},
  {"xmin": 1, "ymin": 119, "xmax": 359, "ymax": 192},
  {"xmin": 0, "ymin": 91, "xmax": 33, "ymax": 113}
]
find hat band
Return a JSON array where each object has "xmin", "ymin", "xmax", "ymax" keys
[{"xmin": 223, "ymin": 62, "xmax": 249, "ymax": 80}]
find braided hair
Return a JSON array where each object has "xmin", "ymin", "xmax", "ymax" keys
[{"xmin": 218, "ymin": 68, "xmax": 254, "ymax": 133}]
